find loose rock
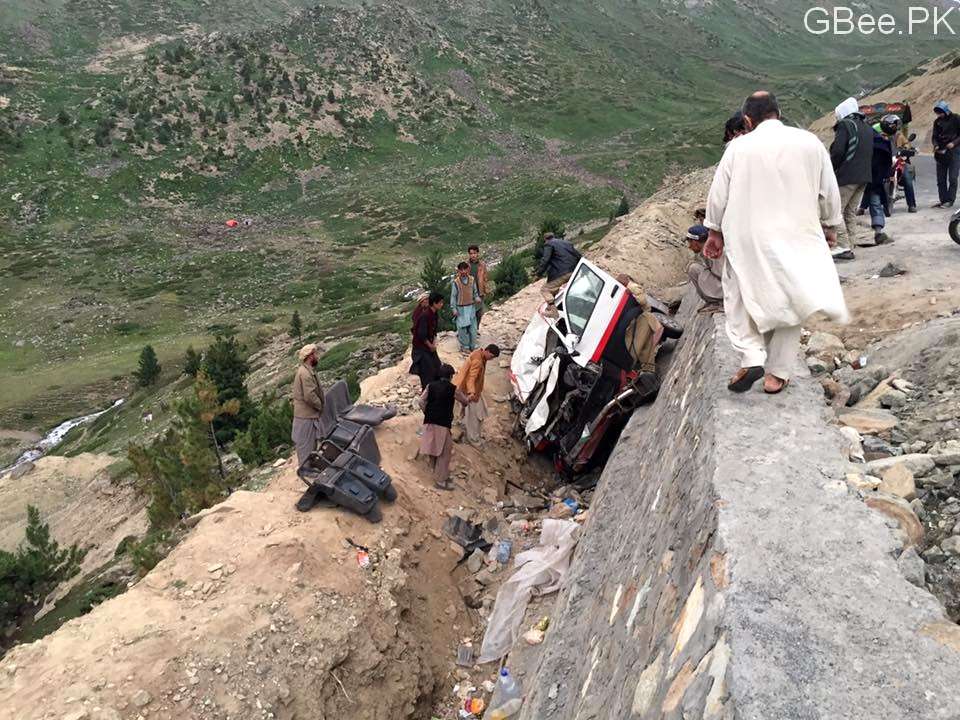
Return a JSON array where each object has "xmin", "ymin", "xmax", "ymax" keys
[
  {"xmin": 897, "ymin": 547, "xmax": 926, "ymax": 587},
  {"xmin": 879, "ymin": 464, "xmax": 917, "ymax": 501}
]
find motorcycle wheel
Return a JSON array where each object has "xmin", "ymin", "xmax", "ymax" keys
[{"xmin": 950, "ymin": 214, "xmax": 960, "ymax": 246}]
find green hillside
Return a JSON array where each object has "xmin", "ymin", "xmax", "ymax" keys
[{"xmin": 0, "ymin": 0, "xmax": 948, "ymax": 430}]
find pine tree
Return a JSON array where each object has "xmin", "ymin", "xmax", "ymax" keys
[
  {"xmin": 0, "ymin": 506, "xmax": 85, "ymax": 631},
  {"xmin": 289, "ymin": 310, "xmax": 303, "ymax": 342},
  {"xmin": 615, "ymin": 196, "xmax": 630, "ymax": 218},
  {"xmin": 202, "ymin": 335, "xmax": 254, "ymax": 441},
  {"xmin": 134, "ymin": 345, "xmax": 162, "ymax": 386},
  {"xmin": 183, "ymin": 346, "xmax": 202, "ymax": 377},
  {"xmin": 128, "ymin": 372, "xmax": 237, "ymax": 527},
  {"xmin": 56, "ymin": 109, "xmax": 71, "ymax": 126},
  {"xmin": 492, "ymin": 253, "xmax": 529, "ymax": 300},
  {"xmin": 327, "ymin": 88, "xmax": 336, "ymax": 103},
  {"xmin": 420, "ymin": 249, "xmax": 454, "ymax": 330},
  {"xmin": 311, "ymin": 95, "xmax": 323, "ymax": 114}
]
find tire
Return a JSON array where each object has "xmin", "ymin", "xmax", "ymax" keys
[
  {"xmin": 950, "ymin": 215, "xmax": 960, "ymax": 246},
  {"xmin": 380, "ymin": 484, "xmax": 398, "ymax": 503}
]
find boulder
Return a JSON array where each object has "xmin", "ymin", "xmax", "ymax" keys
[
  {"xmin": 864, "ymin": 493, "xmax": 924, "ymax": 547},
  {"xmin": 943, "ymin": 536, "xmax": 960, "ymax": 557},
  {"xmin": 879, "ymin": 389, "xmax": 908, "ymax": 410},
  {"xmin": 806, "ymin": 331, "xmax": 845, "ymax": 360},
  {"xmin": 838, "ymin": 408, "xmax": 899, "ymax": 435},
  {"xmin": 862, "ymin": 435, "xmax": 902, "ymax": 461},
  {"xmin": 866, "ymin": 454, "xmax": 936, "ymax": 478},
  {"xmin": 879, "ymin": 464, "xmax": 917, "ymax": 501},
  {"xmin": 807, "ymin": 356, "xmax": 834, "ymax": 375},
  {"xmin": 897, "ymin": 546, "xmax": 926, "ymax": 587},
  {"xmin": 846, "ymin": 473, "xmax": 881, "ymax": 492},
  {"xmin": 930, "ymin": 439, "xmax": 960, "ymax": 466},
  {"xmin": 839, "ymin": 426, "xmax": 864, "ymax": 462}
]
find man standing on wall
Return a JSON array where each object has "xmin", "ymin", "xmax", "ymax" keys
[
  {"xmin": 467, "ymin": 245, "xmax": 490, "ymax": 328},
  {"xmin": 829, "ymin": 97, "xmax": 873, "ymax": 261},
  {"xmin": 409, "ymin": 291, "xmax": 444, "ymax": 389},
  {"xmin": 537, "ymin": 231, "xmax": 582, "ymax": 317},
  {"xmin": 704, "ymin": 91, "xmax": 849, "ymax": 395}
]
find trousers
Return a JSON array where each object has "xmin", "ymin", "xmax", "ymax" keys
[{"xmin": 723, "ymin": 261, "xmax": 802, "ymax": 380}]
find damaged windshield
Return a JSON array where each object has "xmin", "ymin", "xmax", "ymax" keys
[{"xmin": 564, "ymin": 265, "xmax": 605, "ymax": 337}]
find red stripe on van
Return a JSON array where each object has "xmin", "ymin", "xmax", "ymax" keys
[{"xmin": 590, "ymin": 292, "xmax": 629, "ymax": 363}]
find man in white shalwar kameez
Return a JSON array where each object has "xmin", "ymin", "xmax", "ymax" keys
[{"xmin": 704, "ymin": 92, "xmax": 849, "ymax": 394}]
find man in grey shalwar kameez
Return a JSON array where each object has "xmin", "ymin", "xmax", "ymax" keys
[{"xmin": 291, "ymin": 344, "xmax": 325, "ymax": 468}]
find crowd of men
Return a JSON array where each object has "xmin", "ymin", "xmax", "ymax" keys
[{"xmin": 290, "ymin": 89, "xmax": 948, "ymax": 489}]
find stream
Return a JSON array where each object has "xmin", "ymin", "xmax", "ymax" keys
[{"xmin": 2, "ymin": 399, "xmax": 125, "ymax": 475}]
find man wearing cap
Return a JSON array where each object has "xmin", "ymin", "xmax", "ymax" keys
[
  {"xmin": 932, "ymin": 100, "xmax": 960, "ymax": 208},
  {"xmin": 829, "ymin": 97, "xmax": 873, "ymax": 260},
  {"xmin": 684, "ymin": 224, "xmax": 723, "ymax": 311},
  {"xmin": 537, "ymin": 231, "xmax": 582, "ymax": 317},
  {"xmin": 291, "ymin": 344, "xmax": 325, "ymax": 468}
]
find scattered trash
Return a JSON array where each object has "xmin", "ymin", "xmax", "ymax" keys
[
  {"xmin": 225, "ymin": 219, "xmax": 239, "ymax": 228},
  {"xmin": 463, "ymin": 697, "xmax": 486, "ymax": 715},
  {"xmin": 496, "ymin": 539, "xmax": 513, "ymax": 565},
  {"xmin": 852, "ymin": 355, "xmax": 868, "ymax": 370},
  {"xmin": 523, "ymin": 616, "xmax": 550, "ymax": 645},
  {"xmin": 456, "ymin": 643, "xmax": 474, "ymax": 667},
  {"xmin": 356, "ymin": 550, "xmax": 370, "ymax": 569},
  {"xmin": 478, "ymin": 520, "xmax": 580, "ymax": 663},
  {"xmin": 484, "ymin": 668, "xmax": 523, "ymax": 719}
]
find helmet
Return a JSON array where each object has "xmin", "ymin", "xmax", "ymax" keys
[{"xmin": 879, "ymin": 114, "xmax": 902, "ymax": 136}]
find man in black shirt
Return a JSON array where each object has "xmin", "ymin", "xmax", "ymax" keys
[{"xmin": 933, "ymin": 100, "xmax": 960, "ymax": 208}]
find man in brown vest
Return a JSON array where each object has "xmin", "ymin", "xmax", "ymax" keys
[{"xmin": 451, "ymin": 262, "xmax": 481, "ymax": 354}]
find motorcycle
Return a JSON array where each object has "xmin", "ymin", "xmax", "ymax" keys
[
  {"xmin": 950, "ymin": 206, "xmax": 960, "ymax": 246},
  {"xmin": 886, "ymin": 133, "xmax": 917, "ymax": 210}
]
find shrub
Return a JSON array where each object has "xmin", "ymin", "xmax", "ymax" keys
[
  {"xmin": 202, "ymin": 335, "xmax": 255, "ymax": 441},
  {"xmin": 128, "ymin": 373, "xmax": 238, "ymax": 527},
  {"xmin": 420, "ymin": 249, "xmax": 453, "ymax": 330},
  {"xmin": 182, "ymin": 346, "xmax": 202, "ymax": 377},
  {"xmin": 492, "ymin": 254, "xmax": 529, "ymax": 300},
  {"xmin": 233, "ymin": 394, "xmax": 294, "ymax": 467},
  {"xmin": 134, "ymin": 345, "xmax": 162, "ymax": 386},
  {"xmin": 0, "ymin": 506, "xmax": 86, "ymax": 634},
  {"xmin": 616, "ymin": 196, "xmax": 630, "ymax": 217}
]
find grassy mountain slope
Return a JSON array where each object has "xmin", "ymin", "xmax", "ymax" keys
[{"xmin": 0, "ymin": 0, "xmax": 949, "ymax": 430}]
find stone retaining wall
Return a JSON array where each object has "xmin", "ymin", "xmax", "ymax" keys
[{"xmin": 521, "ymin": 301, "xmax": 960, "ymax": 719}]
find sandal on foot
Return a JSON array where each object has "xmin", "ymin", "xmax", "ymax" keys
[
  {"xmin": 763, "ymin": 376, "xmax": 790, "ymax": 395},
  {"xmin": 727, "ymin": 366, "xmax": 764, "ymax": 393},
  {"xmin": 434, "ymin": 480, "xmax": 453, "ymax": 491}
]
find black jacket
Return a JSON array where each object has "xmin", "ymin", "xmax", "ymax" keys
[
  {"xmin": 423, "ymin": 379, "xmax": 456, "ymax": 429},
  {"xmin": 537, "ymin": 237, "xmax": 582, "ymax": 282},
  {"xmin": 830, "ymin": 114, "xmax": 873, "ymax": 187},
  {"xmin": 869, "ymin": 132, "xmax": 894, "ymax": 189},
  {"xmin": 933, "ymin": 112, "xmax": 960, "ymax": 154}
]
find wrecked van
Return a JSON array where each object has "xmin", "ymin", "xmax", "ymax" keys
[{"xmin": 509, "ymin": 259, "xmax": 681, "ymax": 476}]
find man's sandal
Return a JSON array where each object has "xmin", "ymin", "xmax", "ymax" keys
[
  {"xmin": 763, "ymin": 376, "xmax": 790, "ymax": 395},
  {"xmin": 727, "ymin": 366, "xmax": 764, "ymax": 393}
]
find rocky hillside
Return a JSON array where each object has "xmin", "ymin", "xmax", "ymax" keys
[
  {"xmin": 810, "ymin": 50, "xmax": 960, "ymax": 147},
  {"xmin": 0, "ymin": 0, "xmax": 951, "ymax": 437}
]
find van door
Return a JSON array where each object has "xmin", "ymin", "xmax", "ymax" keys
[{"xmin": 556, "ymin": 259, "xmax": 630, "ymax": 368}]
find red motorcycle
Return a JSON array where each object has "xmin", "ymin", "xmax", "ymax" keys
[{"xmin": 886, "ymin": 134, "xmax": 917, "ymax": 209}]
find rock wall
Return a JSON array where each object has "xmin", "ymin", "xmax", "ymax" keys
[{"xmin": 522, "ymin": 301, "xmax": 960, "ymax": 719}]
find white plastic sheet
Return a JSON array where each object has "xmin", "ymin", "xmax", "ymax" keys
[
  {"xmin": 525, "ymin": 356, "xmax": 560, "ymax": 435},
  {"xmin": 510, "ymin": 313, "xmax": 552, "ymax": 403},
  {"xmin": 477, "ymin": 519, "xmax": 581, "ymax": 664}
]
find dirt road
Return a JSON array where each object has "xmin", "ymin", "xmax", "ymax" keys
[{"xmin": 816, "ymin": 155, "xmax": 960, "ymax": 345}]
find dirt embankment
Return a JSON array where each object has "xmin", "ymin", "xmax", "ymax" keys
[
  {"xmin": 0, "ymin": 454, "xmax": 148, "ymax": 586},
  {"xmin": 0, "ymin": 171, "xmax": 705, "ymax": 719}
]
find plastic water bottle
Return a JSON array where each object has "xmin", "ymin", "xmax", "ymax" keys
[
  {"xmin": 496, "ymin": 540, "xmax": 513, "ymax": 565},
  {"xmin": 485, "ymin": 668, "xmax": 523, "ymax": 719}
]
